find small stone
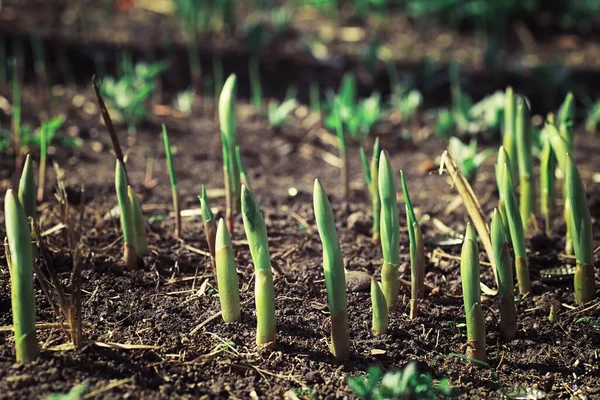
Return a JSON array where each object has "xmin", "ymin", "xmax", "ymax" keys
[
  {"xmin": 347, "ymin": 211, "xmax": 370, "ymax": 235},
  {"xmin": 345, "ymin": 270, "xmax": 371, "ymax": 292}
]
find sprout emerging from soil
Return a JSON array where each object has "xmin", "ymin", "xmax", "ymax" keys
[
  {"xmin": 491, "ymin": 209, "xmax": 517, "ymax": 340},
  {"xmin": 313, "ymin": 179, "xmax": 350, "ymax": 360},
  {"xmin": 115, "ymin": 160, "xmax": 137, "ymax": 269},
  {"xmin": 460, "ymin": 224, "xmax": 486, "ymax": 363},
  {"xmin": 494, "ymin": 146, "xmax": 511, "ymax": 240},
  {"xmin": 18, "ymin": 154, "xmax": 36, "ymax": 220},
  {"xmin": 370, "ymin": 278, "xmax": 388, "ymax": 336},
  {"xmin": 499, "ymin": 162, "xmax": 531, "ymax": 295},
  {"xmin": 502, "ymin": 87, "xmax": 518, "ymax": 180},
  {"xmin": 241, "ymin": 186, "xmax": 276, "ymax": 347},
  {"xmin": 128, "ymin": 186, "xmax": 147, "ymax": 256},
  {"xmin": 378, "ymin": 151, "xmax": 399, "ymax": 310},
  {"xmin": 401, "ymin": 170, "xmax": 425, "ymax": 320},
  {"xmin": 162, "ymin": 124, "xmax": 181, "ymax": 238},
  {"xmin": 219, "ymin": 74, "xmax": 240, "ymax": 233},
  {"xmin": 215, "ymin": 218, "xmax": 241, "ymax": 322},
  {"xmin": 515, "ymin": 97, "xmax": 535, "ymax": 233},
  {"xmin": 236, "ymin": 146, "xmax": 252, "ymax": 191},
  {"xmin": 540, "ymin": 122, "xmax": 557, "ymax": 236},
  {"xmin": 4, "ymin": 189, "xmax": 39, "ymax": 363},
  {"xmin": 359, "ymin": 137, "xmax": 381, "ymax": 244},
  {"xmin": 199, "ymin": 185, "xmax": 217, "ymax": 268},
  {"xmin": 557, "ymin": 95, "xmax": 576, "ymax": 256}
]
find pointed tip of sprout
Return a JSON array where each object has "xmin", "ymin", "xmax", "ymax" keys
[
  {"xmin": 465, "ymin": 223, "xmax": 477, "ymax": 242},
  {"xmin": 216, "ymin": 218, "xmax": 232, "ymax": 250}
]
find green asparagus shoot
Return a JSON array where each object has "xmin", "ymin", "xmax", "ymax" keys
[
  {"xmin": 219, "ymin": 74, "xmax": 240, "ymax": 233},
  {"xmin": 400, "ymin": 170, "xmax": 425, "ymax": 320},
  {"xmin": 499, "ymin": 162, "xmax": 531, "ymax": 295},
  {"xmin": 359, "ymin": 137, "xmax": 381, "ymax": 244},
  {"xmin": 540, "ymin": 127, "xmax": 557, "ymax": 236},
  {"xmin": 236, "ymin": 146, "xmax": 252, "ymax": 191},
  {"xmin": 378, "ymin": 151, "xmax": 399, "ymax": 310},
  {"xmin": 460, "ymin": 224, "xmax": 486, "ymax": 362},
  {"xmin": 115, "ymin": 160, "xmax": 137, "ymax": 269},
  {"xmin": 199, "ymin": 185, "xmax": 217, "ymax": 267},
  {"xmin": 4, "ymin": 189, "xmax": 39, "ymax": 363},
  {"xmin": 515, "ymin": 97, "xmax": 535, "ymax": 233},
  {"xmin": 491, "ymin": 209, "xmax": 517, "ymax": 340},
  {"xmin": 313, "ymin": 179, "xmax": 350, "ymax": 360},
  {"xmin": 215, "ymin": 218, "xmax": 241, "ymax": 322},
  {"xmin": 162, "ymin": 124, "xmax": 181, "ymax": 238},
  {"xmin": 128, "ymin": 186, "xmax": 147, "ymax": 256},
  {"xmin": 370, "ymin": 278, "xmax": 388, "ymax": 336},
  {"xmin": 241, "ymin": 185, "xmax": 276, "ymax": 347},
  {"xmin": 503, "ymin": 87, "xmax": 518, "ymax": 180},
  {"xmin": 18, "ymin": 154, "xmax": 36, "ymax": 220}
]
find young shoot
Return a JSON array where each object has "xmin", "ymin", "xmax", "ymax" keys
[
  {"xmin": 199, "ymin": 185, "xmax": 217, "ymax": 268},
  {"xmin": 460, "ymin": 224, "xmax": 486, "ymax": 363},
  {"xmin": 128, "ymin": 186, "xmax": 147, "ymax": 256},
  {"xmin": 162, "ymin": 124, "xmax": 181, "ymax": 238},
  {"xmin": 18, "ymin": 154, "xmax": 36, "ymax": 220},
  {"xmin": 359, "ymin": 137, "xmax": 382, "ymax": 244},
  {"xmin": 448, "ymin": 137, "xmax": 494, "ymax": 184},
  {"xmin": 241, "ymin": 186, "xmax": 276, "ymax": 347},
  {"xmin": 540, "ymin": 127, "xmax": 556, "ymax": 236},
  {"xmin": 219, "ymin": 74, "xmax": 240, "ymax": 233},
  {"xmin": 370, "ymin": 279, "xmax": 388, "ymax": 336},
  {"xmin": 491, "ymin": 209, "xmax": 517, "ymax": 340},
  {"xmin": 37, "ymin": 116, "xmax": 66, "ymax": 202},
  {"xmin": 503, "ymin": 87, "xmax": 518, "ymax": 179},
  {"xmin": 249, "ymin": 56, "xmax": 263, "ymax": 113},
  {"xmin": 313, "ymin": 179, "xmax": 350, "ymax": 360},
  {"xmin": 268, "ymin": 98, "xmax": 297, "ymax": 128},
  {"xmin": 115, "ymin": 160, "xmax": 137, "ymax": 269},
  {"xmin": 4, "ymin": 189, "xmax": 39, "ymax": 363},
  {"xmin": 401, "ymin": 170, "xmax": 425, "ymax": 320},
  {"xmin": 378, "ymin": 151, "xmax": 399, "ymax": 310},
  {"xmin": 515, "ymin": 98, "xmax": 535, "ymax": 233},
  {"xmin": 215, "ymin": 218, "xmax": 241, "ymax": 322}
]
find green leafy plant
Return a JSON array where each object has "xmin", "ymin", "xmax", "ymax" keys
[
  {"xmin": 585, "ymin": 100, "xmax": 600, "ymax": 133},
  {"xmin": 349, "ymin": 363, "xmax": 457, "ymax": 400},
  {"xmin": 199, "ymin": 185, "xmax": 217, "ymax": 269},
  {"xmin": 401, "ymin": 170, "xmax": 425, "ymax": 320},
  {"xmin": 378, "ymin": 151, "xmax": 399, "ymax": 310},
  {"xmin": 241, "ymin": 186, "xmax": 276, "ymax": 347},
  {"xmin": 460, "ymin": 224, "xmax": 486, "ymax": 363},
  {"xmin": 313, "ymin": 179, "xmax": 350, "ymax": 360},
  {"xmin": 37, "ymin": 116, "xmax": 66, "ymax": 202},
  {"xmin": 515, "ymin": 98, "xmax": 535, "ymax": 233},
  {"xmin": 100, "ymin": 59, "xmax": 168, "ymax": 133},
  {"xmin": 392, "ymin": 87, "xmax": 423, "ymax": 121},
  {"xmin": 448, "ymin": 137, "xmax": 494, "ymax": 184},
  {"xmin": 162, "ymin": 124, "xmax": 181, "ymax": 238},
  {"xmin": 491, "ymin": 209, "xmax": 517, "ymax": 340},
  {"xmin": 115, "ymin": 160, "xmax": 137, "ymax": 269},
  {"xmin": 4, "ymin": 188, "xmax": 39, "ymax": 363},
  {"xmin": 268, "ymin": 87, "xmax": 298, "ymax": 128},
  {"xmin": 219, "ymin": 74, "xmax": 240, "ymax": 233},
  {"xmin": 370, "ymin": 278, "xmax": 388, "ymax": 336},
  {"xmin": 43, "ymin": 382, "xmax": 89, "ymax": 400},
  {"xmin": 360, "ymin": 138, "xmax": 382, "ymax": 244},
  {"xmin": 215, "ymin": 218, "xmax": 241, "ymax": 322}
]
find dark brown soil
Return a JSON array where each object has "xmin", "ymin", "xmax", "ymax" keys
[{"xmin": 0, "ymin": 78, "xmax": 599, "ymax": 400}]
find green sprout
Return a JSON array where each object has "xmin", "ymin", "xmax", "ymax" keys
[
  {"xmin": 378, "ymin": 151, "xmax": 399, "ymax": 310},
  {"xmin": 199, "ymin": 185, "xmax": 217, "ymax": 268},
  {"xmin": 499, "ymin": 162, "xmax": 531, "ymax": 295},
  {"xmin": 515, "ymin": 98, "xmax": 535, "ymax": 233},
  {"xmin": 4, "ymin": 189, "xmax": 39, "ymax": 363},
  {"xmin": 539, "ymin": 124, "xmax": 557, "ymax": 236},
  {"xmin": 37, "ymin": 116, "xmax": 66, "ymax": 202},
  {"xmin": 128, "ymin": 186, "xmax": 147, "ymax": 256},
  {"xmin": 401, "ymin": 170, "xmax": 425, "ymax": 320},
  {"xmin": 268, "ymin": 96, "xmax": 298, "ymax": 128},
  {"xmin": 236, "ymin": 146, "xmax": 252, "ymax": 191},
  {"xmin": 162, "ymin": 124, "xmax": 181, "ymax": 238},
  {"xmin": 585, "ymin": 100, "xmax": 600, "ymax": 133},
  {"xmin": 313, "ymin": 179, "xmax": 350, "ymax": 360},
  {"xmin": 448, "ymin": 137, "xmax": 494, "ymax": 184},
  {"xmin": 215, "ymin": 218, "xmax": 241, "ymax": 322},
  {"xmin": 43, "ymin": 381, "xmax": 89, "ymax": 400},
  {"xmin": 491, "ymin": 209, "xmax": 517, "ymax": 340},
  {"xmin": 115, "ymin": 160, "xmax": 137, "ymax": 269},
  {"xmin": 310, "ymin": 81, "xmax": 321, "ymax": 116},
  {"xmin": 241, "ymin": 186, "xmax": 276, "ymax": 347},
  {"xmin": 18, "ymin": 154, "xmax": 36, "ymax": 220},
  {"xmin": 503, "ymin": 87, "xmax": 518, "ymax": 180},
  {"xmin": 557, "ymin": 94, "xmax": 576, "ymax": 255},
  {"xmin": 219, "ymin": 74, "xmax": 240, "ymax": 233},
  {"xmin": 460, "ymin": 224, "xmax": 486, "ymax": 363},
  {"xmin": 371, "ymin": 278, "xmax": 388, "ymax": 336},
  {"xmin": 359, "ymin": 137, "xmax": 382, "ymax": 244},
  {"xmin": 249, "ymin": 56, "xmax": 263, "ymax": 113}
]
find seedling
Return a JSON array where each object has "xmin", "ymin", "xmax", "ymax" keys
[
  {"xmin": 19, "ymin": 154, "xmax": 36, "ymax": 220},
  {"xmin": 378, "ymin": 151, "xmax": 399, "ymax": 310},
  {"xmin": 491, "ymin": 209, "xmax": 517, "ymax": 340},
  {"xmin": 129, "ymin": 186, "xmax": 147, "ymax": 256},
  {"xmin": 37, "ymin": 116, "xmax": 66, "ymax": 201},
  {"xmin": 241, "ymin": 186, "xmax": 276, "ymax": 347},
  {"xmin": 236, "ymin": 146, "xmax": 252, "ymax": 191},
  {"xmin": 539, "ymin": 125, "xmax": 556, "ymax": 236},
  {"xmin": 515, "ymin": 98, "xmax": 535, "ymax": 233},
  {"xmin": 557, "ymin": 94, "xmax": 575, "ymax": 255},
  {"xmin": 4, "ymin": 189, "xmax": 39, "ymax": 363},
  {"xmin": 448, "ymin": 137, "xmax": 494, "ymax": 184},
  {"xmin": 313, "ymin": 179, "xmax": 350, "ymax": 360},
  {"xmin": 401, "ymin": 170, "xmax": 425, "ymax": 319},
  {"xmin": 162, "ymin": 124, "xmax": 181, "ymax": 238},
  {"xmin": 359, "ymin": 137, "xmax": 382, "ymax": 244},
  {"xmin": 249, "ymin": 56, "xmax": 263, "ymax": 113},
  {"xmin": 44, "ymin": 382, "xmax": 89, "ymax": 400},
  {"xmin": 215, "ymin": 219, "xmax": 241, "ymax": 322},
  {"xmin": 219, "ymin": 74, "xmax": 240, "ymax": 233},
  {"xmin": 585, "ymin": 100, "xmax": 600, "ymax": 133},
  {"xmin": 199, "ymin": 185, "xmax": 217, "ymax": 268},
  {"xmin": 115, "ymin": 160, "xmax": 137, "ymax": 269},
  {"xmin": 370, "ymin": 278, "xmax": 388, "ymax": 336},
  {"xmin": 268, "ymin": 88, "xmax": 298, "ymax": 128},
  {"xmin": 503, "ymin": 87, "xmax": 518, "ymax": 179},
  {"xmin": 460, "ymin": 224, "xmax": 486, "ymax": 363}
]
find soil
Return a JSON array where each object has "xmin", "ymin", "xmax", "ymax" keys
[{"xmin": 0, "ymin": 2, "xmax": 600, "ymax": 399}]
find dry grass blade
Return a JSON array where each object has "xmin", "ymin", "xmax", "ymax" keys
[{"xmin": 441, "ymin": 148, "xmax": 498, "ymax": 287}]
